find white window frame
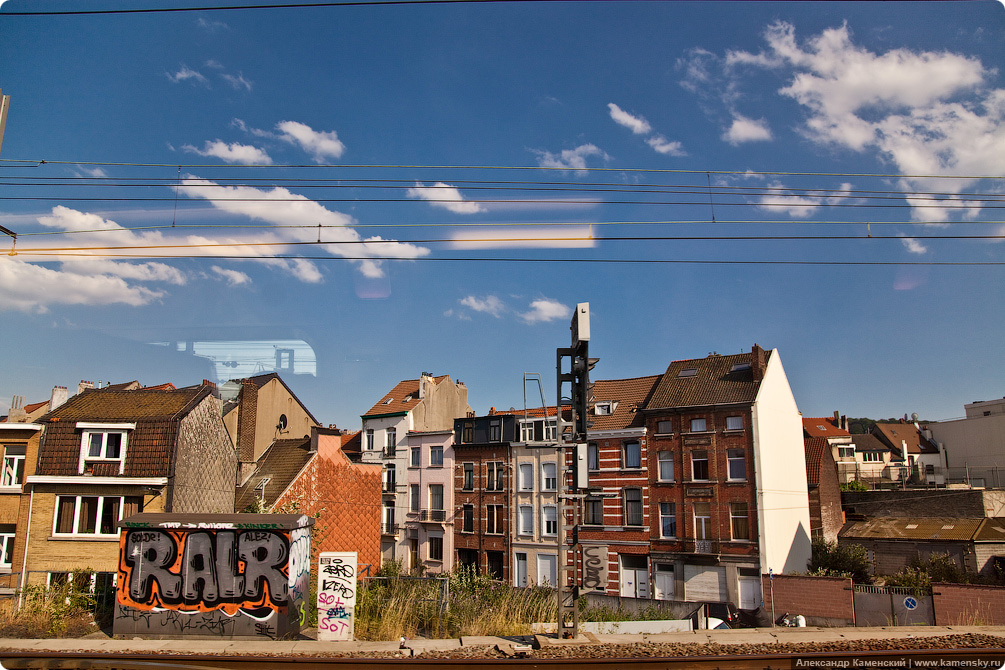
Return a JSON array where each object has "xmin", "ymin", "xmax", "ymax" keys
[
  {"xmin": 689, "ymin": 418, "xmax": 707, "ymax": 433},
  {"xmin": 659, "ymin": 502, "xmax": 676, "ymax": 538},
  {"xmin": 427, "ymin": 533, "xmax": 443, "ymax": 562},
  {"xmin": 0, "ymin": 532, "xmax": 14, "ymax": 568},
  {"xmin": 519, "ymin": 463, "xmax": 534, "ymax": 491},
  {"xmin": 725, "ymin": 415, "xmax": 744, "ymax": 431},
  {"xmin": 53, "ymin": 494, "xmax": 134, "ymax": 538},
  {"xmin": 542, "ymin": 462, "xmax": 557, "ymax": 491},
  {"xmin": 838, "ymin": 446, "xmax": 856, "ymax": 459},
  {"xmin": 623, "ymin": 440, "xmax": 641, "ymax": 469},
  {"xmin": 410, "ymin": 447, "xmax": 420, "ymax": 467},
  {"xmin": 77, "ymin": 423, "xmax": 133, "ymax": 475},
  {"xmin": 542, "ymin": 505, "xmax": 558, "ymax": 537},
  {"xmin": 430, "ymin": 445, "xmax": 443, "ymax": 467},
  {"xmin": 519, "ymin": 505, "xmax": 533, "ymax": 535},
  {"xmin": 1, "ymin": 445, "xmax": 25, "ymax": 488},
  {"xmin": 366, "ymin": 428, "xmax": 374, "ymax": 450},
  {"xmin": 657, "ymin": 451, "xmax": 674, "ymax": 482},
  {"xmin": 862, "ymin": 451, "xmax": 883, "ymax": 462},
  {"xmin": 727, "ymin": 448, "xmax": 746, "ymax": 481},
  {"xmin": 385, "ymin": 427, "xmax": 396, "ymax": 449},
  {"xmin": 537, "ymin": 554, "xmax": 557, "ymax": 586}
]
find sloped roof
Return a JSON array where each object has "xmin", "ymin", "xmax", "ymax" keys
[
  {"xmin": 974, "ymin": 518, "xmax": 1005, "ymax": 542},
  {"xmin": 589, "ymin": 375, "xmax": 661, "ymax": 431},
  {"xmin": 234, "ymin": 437, "xmax": 315, "ymax": 512},
  {"xmin": 839, "ymin": 517, "xmax": 983, "ymax": 542},
  {"xmin": 872, "ymin": 422, "xmax": 940, "ymax": 455},
  {"xmin": 803, "ymin": 417, "xmax": 851, "ymax": 438},
  {"xmin": 645, "ymin": 352, "xmax": 761, "ymax": 410},
  {"xmin": 234, "ymin": 373, "xmax": 321, "ymax": 426},
  {"xmin": 40, "ymin": 386, "xmax": 208, "ymax": 423},
  {"xmin": 849, "ymin": 432, "xmax": 892, "ymax": 454},
  {"xmin": 362, "ymin": 375, "xmax": 449, "ymax": 417},
  {"xmin": 804, "ymin": 437, "xmax": 828, "ymax": 486}
]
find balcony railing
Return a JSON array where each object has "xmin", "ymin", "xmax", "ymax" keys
[
  {"xmin": 382, "ymin": 482, "xmax": 401, "ymax": 494},
  {"xmin": 417, "ymin": 509, "xmax": 446, "ymax": 522},
  {"xmin": 381, "ymin": 523, "xmax": 399, "ymax": 535},
  {"xmin": 684, "ymin": 538, "xmax": 720, "ymax": 554},
  {"xmin": 382, "ymin": 446, "xmax": 396, "ymax": 458}
]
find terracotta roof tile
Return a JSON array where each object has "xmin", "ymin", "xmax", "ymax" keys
[
  {"xmin": 803, "ymin": 417, "xmax": 851, "ymax": 438},
  {"xmin": 645, "ymin": 352, "xmax": 760, "ymax": 410},
  {"xmin": 804, "ymin": 437, "xmax": 828, "ymax": 486},
  {"xmin": 872, "ymin": 422, "xmax": 940, "ymax": 455},
  {"xmin": 362, "ymin": 375, "xmax": 450, "ymax": 417},
  {"xmin": 589, "ymin": 376, "xmax": 661, "ymax": 431}
]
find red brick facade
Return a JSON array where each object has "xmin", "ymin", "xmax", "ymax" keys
[
  {"xmin": 760, "ymin": 573, "xmax": 855, "ymax": 626},
  {"xmin": 933, "ymin": 582, "xmax": 1005, "ymax": 626},
  {"xmin": 453, "ymin": 442, "xmax": 511, "ymax": 581}
]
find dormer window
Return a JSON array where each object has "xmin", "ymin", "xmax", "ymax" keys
[
  {"xmin": 77, "ymin": 422, "xmax": 134, "ymax": 475},
  {"xmin": 594, "ymin": 402, "xmax": 614, "ymax": 416}
]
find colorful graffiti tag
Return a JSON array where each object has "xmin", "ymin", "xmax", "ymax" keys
[
  {"xmin": 316, "ymin": 552, "xmax": 357, "ymax": 641},
  {"xmin": 113, "ymin": 514, "xmax": 312, "ymax": 639}
]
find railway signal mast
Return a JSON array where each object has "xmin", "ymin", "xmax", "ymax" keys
[{"xmin": 555, "ymin": 302, "xmax": 597, "ymax": 638}]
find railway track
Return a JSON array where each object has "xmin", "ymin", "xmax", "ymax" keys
[{"xmin": 3, "ymin": 644, "xmax": 1005, "ymax": 670}]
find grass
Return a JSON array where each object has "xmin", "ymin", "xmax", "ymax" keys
[{"xmin": 0, "ymin": 574, "xmax": 107, "ymax": 639}]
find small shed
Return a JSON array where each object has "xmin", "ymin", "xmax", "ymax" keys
[{"xmin": 114, "ymin": 513, "xmax": 313, "ymax": 639}]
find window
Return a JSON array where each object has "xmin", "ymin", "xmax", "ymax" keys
[
  {"xmin": 409, "ymin": 484, "xmax": 419, "ymax": 512},
  {"xmin": 731, "ymin": 362, "xmax": 752, "ymax": 373},
  {"xmin": 410, "ymin": 447, "xmax": 420, "ymax": 467},
  {"xmin": 383, "ymin": 501, "xmax": 395, "ymax": 533},
  {"xmin": 658, "ymin": 451, "xmax": 674, "ymax": 482},
  {"xmin": 838, "ymin": 446, "xmax": 856, "ymax": 459},
  {"xmin": 386, "ymin": 427, "xmax": 396, "ymax": 449},
  {"xmin": 542, "ymin": 505, "xmax": 557, "ymax": 536},
  {"xmin": 79, "ymin": 425, "xmax": 131, "ymax": 474},
  {"xmin": 366, "ymin": 428, "xmax": 374, "ymax": 450},
  {"xmin": 689, "ymin": 418, "xmax": 707, "ymax": 432},
  {"xmin": 430, "ymin": 445, "xmax": 443, "ymax": 466},
  {"xmin": 623, "ymin": 488, "xmax": 643, "ymax": 526},
  {"xmin": 462, "ymin": 504, "xmax": 474, "ymax": 532},
  {"xmin": 588, "ymin": 443, "xmax": 599, "ymax": 470},
  {"xmin": 863, "ymin": 451, "xmax": 882, "ymax": 462},
  {"xmin": 623, "ymin": 440, "xmax": 641, "ymax": 469},
  {"xmin": 54, "ymin": 495, "xmax": 140, "ymax": 536},
  {"xmin": 429, "ymin": 484, "xmax": 444, "ymax": 513},
  {"xmin": 691, "ymin": 450, "xmax": 709, "ymax": 481},
  {"xmin": 462, "ymin": 422, "xmax": 473, "ymax": 443},
  {"xmin": 384, "ymin": 464, "xmax": 396, "ymax": 492},
  {"xmin": 489, "ymin": 421, "xmax": 501, "ymax": 442},
  {"xmin": 693, "ymin": 502, "xmax": 711, "ymax": 540},
  {"xmin": 678, "ymin": 368, "xmax": 698, "ymax": 377},
  {"xmin": 726, "ymin": 415, "xmax": 744, "ymax": 431},
  {"xmin": 730, "ymin": 502, "xmax": 750, "ymax": 540},
  {"xmin": 486, "ymin": 462, "xmax": 504, "ymax": 491},
  {"xmin": 1, "ymin": 445, "xmax": 25, "ymax": 487},
  {"xmin": 542, "ymin": 462, "xmax": 557, "ymax": 491},
  {"xmin": 727, "ymin": 448, "xmax": 746, "ymax": 480},
  {"xmin": 462, "ymin": 462, "xmax": 474, "ymax": 490},
  {"xmin": 595, "ymin": 402, "xmax": 613, "ymax": 415},
  {"xmin": 519, "ymin": 463, "xmax": 533, "ymax": 491},
  {"xmin": 522, "ymin": 419, "xmax": 558, "ymax": 442},
  {"xmin": 657, "ymin": 420, "xmax": 673, "ymax": 434},
  {"xmin": 585, "ymin": 498, "xmax": 603, "ymax": 525},
  {"xmin": 486, "ymin": 505, "xmax": 504, "ymax": 534},
  {"xmin": 538, "ymin": 554, "xmax": 557, "ymax": 586},
  {"xmin": 428, "ymin": 535, "xmax": 443, "ymax": 561},
  {"xmin": 0, "ymin": 530, "xmax": 13, "ymax": 568},
  {"xmin": 659, "ymin": 502, "xmax": 677, "ymax": 538},
  {"xmin": 519, "ymin": 505, "xmax": 533, "ymax": 535}
]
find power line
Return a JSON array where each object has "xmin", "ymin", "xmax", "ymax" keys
[{"xmin": 0, "ymin": 0, "xmax": 533, "ymax": 17}]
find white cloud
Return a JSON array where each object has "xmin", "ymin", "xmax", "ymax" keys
[
  {"xmin": 722, "ymin": 114, "xmax": 773, "ymax": 145},
  {"xmin": 406, "ymin": 182, "xmax": 485, "ymax": 214},
  {"xmin": 276, "ymin": 121, "xmax": 345, "ymax": 162},
  {"xmin": 182, "ymin": 140, "xmax": 272, "ymax": 165},
  {"xmin": 212, "ymin": 266, "xmax": 251, "ymax": 286},
  {"xmin": 646, "ymin": 135, "xmax": 687, "ymax": 156},
  {"xmin": 196, "ymin": 18, "xmax": 229, "ymax": 31},
  {"xmin": 518, "ymin": 298, "xmax": 572, "ymax": 324},
  {"xmin": 178, "ymin": 177, "xmax": 429, "ymax": 278},
  {"xmin": 166, "ymin": 65, "xmax": 208, "ymax": 86},
  {"xmin": 460, "ymin": 295, "xmax": 505, "ymax": 317},
  {"xmin": 0, "ymin": 258, "xmax": 164, "ymax": 313},
  {"xmin": 533, "ymin": 144, "xmax": 609, "ymax": 174},
  {"xmin": 900, "ymin": 235, "xmax": 928, "ymax": 255},
  {"xmin": 220, "ymin": 72, "xmax": 252, "ymax": 91},
  {"xmin": 726, "ymin": 21, "xmax": 1005, "ymax": 218},
  {"xmin": 608, "ymin": 103, "xmax": 652, "ymax": 135}
]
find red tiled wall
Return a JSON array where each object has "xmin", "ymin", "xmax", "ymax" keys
[
  {"xmin": 933, "ymin": 583, "xmax": 1005, "ymax": 626},
  {"xmin": 760, "ymin": 574, "xmax": 855, "ymax": 626}
]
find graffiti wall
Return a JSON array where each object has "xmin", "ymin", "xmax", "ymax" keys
[
  {"xmin": 113, "ymin": 513, "xmax": 313, "ymax": 639},
  {"xmin": 317, "ymin": 552, "xmax": 357, "ymax": 641}
]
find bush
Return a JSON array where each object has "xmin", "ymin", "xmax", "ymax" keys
[
  {"xmin": 0, "ymin": 570, "xmax": 103, "ymax": 638},
  {"xmin": 807, "ymin": 539, "xmax": 872, "ymax": 583},
  {"xmin": 885, "ymin": 553, "xmax": 973, "ymax": 588},
  {"xmin": 841, "ymin": 480, "xmax": 869, "ymax": 492}
]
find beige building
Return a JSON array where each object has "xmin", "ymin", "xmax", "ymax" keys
[{"xmin": 927, "ymin": 397, "xmax": 1005, "ymax": 483}]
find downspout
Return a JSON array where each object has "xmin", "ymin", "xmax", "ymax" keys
[{"xmin": 18, "ymin": 484, "xmax": 34, "ymax": 608}]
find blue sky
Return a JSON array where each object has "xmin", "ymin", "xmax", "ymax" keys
[{"xmin": 1, "ymin": 0, "xmax": 1003, "ymax": 429}]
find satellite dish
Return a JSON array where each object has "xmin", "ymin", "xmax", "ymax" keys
[{"xmin": 911, "ymin": 412, "xmax": 919, "ymax": 422}]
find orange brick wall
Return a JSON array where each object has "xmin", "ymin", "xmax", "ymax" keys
[
  {"xmin": 761, "ymin": 573, "xmax": 855, "ymax": 626},
  {"xmin": 933, "ymin": 582, "xmax": 1005, "ymax": 626}
]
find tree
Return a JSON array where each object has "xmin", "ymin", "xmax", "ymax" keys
[{"xmin": 807, "ymin": 539, "xmax": 872, "ymax": 583}]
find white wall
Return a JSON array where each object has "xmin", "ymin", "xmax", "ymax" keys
[
  {"xmin": 751, "ymin": 350, "xmax": 812, "ymax": 575},
  {"xmin": 929, "ymin": 414, "xmax": 1005, "ymax": 469}
]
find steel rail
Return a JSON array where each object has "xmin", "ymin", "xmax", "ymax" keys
[{"xmin": 2, "ymin": 646, "xmax": 1005, "ymax": 670}]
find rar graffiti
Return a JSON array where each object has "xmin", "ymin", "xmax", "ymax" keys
[{"xmin": 118, "ymin": 527, "xmax": 294, "ymax": 616}]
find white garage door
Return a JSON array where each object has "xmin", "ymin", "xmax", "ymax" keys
[{"xmin": 683, "ymin": 564, "xmax": 726, "ymax": 602}]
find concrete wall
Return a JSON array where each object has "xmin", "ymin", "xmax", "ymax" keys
[
  {"xmin": 760, "ymin": 573, "xmax": 855, "ymax": 626},
  {"xmin": 114, "ymin": 514, "xmax": 311, "ymax": 639},
  {"xmin": 929, "ymin": 413, "xmax": 1005, "ymax": 470},
  {"xmin": 933, "ymin": 582, "xmax": 1005, "ymax": 625},
  {"xmin": 752, "ymin": 351, "xmax": 812, "ymax": 575},
  {"xmin": 411, "ymin": 375, "xmax": 470, "ymax": 433}
]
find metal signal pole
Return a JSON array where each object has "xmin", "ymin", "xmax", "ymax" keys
[{"xmin": 555, "ymin": 302, "xmax": 597, "ymax": 639}]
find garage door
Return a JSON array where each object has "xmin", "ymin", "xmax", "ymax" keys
[{"xmin": 684, "ymin": 564, "xmax": 726, "ymax": 602}]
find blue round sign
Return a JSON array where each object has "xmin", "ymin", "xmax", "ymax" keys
[{"xmin": 904, "ymin": 596, "xmax": 918, "ymax": 610}]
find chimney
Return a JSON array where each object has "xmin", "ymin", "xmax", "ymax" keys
[
  {"xmin": 841, "ymin": 415, "xmax": 848, "ymax": 431},
  {"xmin": 833, "ymin": 410, "xmax": 840, "ymax": 427},
  {"xmin": 50, "ymin": 386, "xmax": 68, "ymax": 411},
  {"xmin": 78, "ymin": 380, "xmax": 94, "ymax": 395},
  {"xmin": 751, "ymin": 344, "xmax": 767, "ymax": 382}
]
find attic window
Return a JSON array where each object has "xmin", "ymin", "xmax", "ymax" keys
[
  {"xmin": 905, "ymin": 524, "xmax": 918, "ymax": 529},
  {"xmin": 402, "ymin": 394, "xmax": 413, "ymax": 403},
  {"xmin": 816, "ymin": 425, "xmax": 828, "ymax": 431},
  {"xmin": 731, "ymin": 363, "xmax": 751, "ymax": 372},
  {"xmin": 941, "ymin": 525, "xmax": 955, "ymax": 530},
  {"xmin": 595, "ymin": 402, "xmax": 614, "ymax": 416},
  {"xmin": 678, "ymin": 368, "xmax": 698, "ymax": 378},
  {"xmin": 383, "ymin": 397, "xmax": 393, "ymax": 404}
]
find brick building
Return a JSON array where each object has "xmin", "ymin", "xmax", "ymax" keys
[
  {"xmin": 20, "ymin": 383, "xmax": 236, "ymax": 588},
  {"xmin": 453, "ymin": 414, "xmax": 517, "ymax": 581}
]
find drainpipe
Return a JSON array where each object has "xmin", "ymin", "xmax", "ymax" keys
[{"xmin": 17, "ymin": 485, "xmax": 34, "ymax": 608}]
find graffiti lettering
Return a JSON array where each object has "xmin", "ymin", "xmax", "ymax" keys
[{"xmin": 582, "ymin": 545, "xmax": 608, "ymax": 591}]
